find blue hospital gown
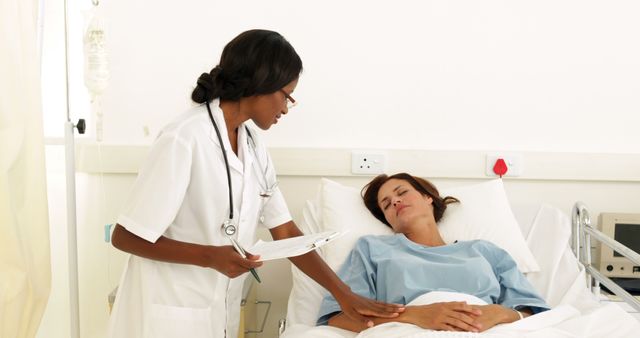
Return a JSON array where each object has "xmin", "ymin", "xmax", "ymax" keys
[{"xmin": 317, "ymin": 234, "xmax": 549, "ymax": 325}]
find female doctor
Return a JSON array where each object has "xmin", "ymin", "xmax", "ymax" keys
[{"xmin": 107, "ymin": 29, "xmax": 403, "ymax": 338}]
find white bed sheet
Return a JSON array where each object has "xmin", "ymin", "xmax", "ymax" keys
[
  {"xmin": 283, "ymin": 301, "xmax": 637, "ymax": 338},
  {"xmin": 282, "ymin": 202, "xmax": 640, "ymax": 337}
]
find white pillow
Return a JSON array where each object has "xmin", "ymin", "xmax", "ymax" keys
[
  {"xmin": 321, "ymin": 178, "xmax": 540, "ymax": 273},
  {"xmin": 286, "ymin": 264, "xmax": 325, "ymax": 328},
  {"xmin": 286, "ymin": 196, "xmax": 328, "ymax": 328},
  {"xmin": 321, "ymin": 178, "xmax": 393, "ymax": 270}
]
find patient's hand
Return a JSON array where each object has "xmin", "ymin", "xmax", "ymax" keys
[
  {"xmin": 328, "ymin": 301, "xmax": 482, "ymax": 333},
  {"xmin": 469, "ymin": 304, "xmax": 519, "ymax": 332},
  {"xmin": 403, "ymin": 302, "xmax": 483, "ymax": 332}
]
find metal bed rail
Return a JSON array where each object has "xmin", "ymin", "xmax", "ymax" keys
[{"xmin": 572, "ymin": 201, "xmax": 640, "ymax": 312}]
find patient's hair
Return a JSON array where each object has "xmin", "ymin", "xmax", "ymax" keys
[
  {"xmin": 362, "ymin": 173, "xmax": 459, "ymax": 227},
  {"xmin": 191, "ymin": 29, "xmax": 302, "ymax": 103}
]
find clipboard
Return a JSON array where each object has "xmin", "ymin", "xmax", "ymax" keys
[{"xmin": 247, "ymin": 231, "xmax": 343, "ymax": 261}]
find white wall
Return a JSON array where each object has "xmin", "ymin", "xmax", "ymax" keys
[
  {"xmin": 95, "ymin": 0, "xmax": 640, "ymax": 152},
  {"xmin": 39, "ymin": 1, "xmax": 640, "ymax": 338}
]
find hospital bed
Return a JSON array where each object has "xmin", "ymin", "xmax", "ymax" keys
[
  {"xmin": 571, "ymin": 202, "xmax": 640, "ymax": 313},
  {"xmin": 278, "ymin": 178, "xmax": 640, "ymax": 338}
]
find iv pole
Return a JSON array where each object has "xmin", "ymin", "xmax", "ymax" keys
[{"xmin": 63, "ymin": 0, "xmax": 86, "ymax": 337}]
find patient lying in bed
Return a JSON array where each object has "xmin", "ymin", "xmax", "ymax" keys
[{"xmin": 317, "ymin": 173, "xmax": 549, "ymax": 333}]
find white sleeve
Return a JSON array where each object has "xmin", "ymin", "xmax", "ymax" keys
[
  {"xmin": 258, "ymin": 145, "xmax": 292, "ymax": 229},
  {"xmin": 117, "ymin": 133, "xmax": 192, "ymax": 242}
]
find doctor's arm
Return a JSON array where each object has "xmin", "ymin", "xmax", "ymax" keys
[
  {"xmin": 268, "ymin": 221, "xmax": 404, "ymax": 327},
  {"xmin": 111, "ymin": 224, "xmax": 262, "ymax": 278}
]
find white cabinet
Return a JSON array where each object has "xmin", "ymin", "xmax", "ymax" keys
[
  {"xmin": 238, "ymin": 278, "xmax": 257, "ymax": 338},
  {"xmin": 239, "ymin": 277, "xmax": 272, "ymax": 338}
]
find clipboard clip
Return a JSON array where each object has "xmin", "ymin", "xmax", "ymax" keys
[{"xmin": 310, "ymin": 231, "xmax": 341, "ymax": 249}]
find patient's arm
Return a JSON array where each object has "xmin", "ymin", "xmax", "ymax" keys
[{"xmin": 328, "ymin": 302, "xmax": 483, "ymax": 333}]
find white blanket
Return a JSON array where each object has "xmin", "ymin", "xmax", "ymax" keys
[{"xmin": 283, "ymin": 291, "xmax": 638, "ymax": 338}]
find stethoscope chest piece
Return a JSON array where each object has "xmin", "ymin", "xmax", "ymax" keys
[{"xmin": 221, "ymin": 220, "xmax": 236, "ymax": 236}]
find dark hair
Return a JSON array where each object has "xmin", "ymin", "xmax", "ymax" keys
[
  {"xmin": 191, "ymin": 29, "xmax": 303, "ymax": 103},
  {"xmin": 361, "ymin": 173, "xmax": 460, "ymax": 227}
]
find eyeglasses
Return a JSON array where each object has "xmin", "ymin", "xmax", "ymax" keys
[{"xmin": 280, "ymin": 89, "xmax": 297, "ymax": 109}]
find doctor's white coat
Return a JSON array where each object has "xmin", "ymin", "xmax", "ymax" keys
[{"xmin": 107, "ymin": 101, "xmax": 291, "ymax": 338}]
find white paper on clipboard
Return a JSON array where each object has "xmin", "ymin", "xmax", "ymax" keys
[{"xmin": 247, "ymin": 231, "xmax": 343, "ymax": 261}]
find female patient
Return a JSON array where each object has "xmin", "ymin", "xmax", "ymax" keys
[{"xmin": 318, "ymin": 173, "xmax": 549, "ymax": 333}]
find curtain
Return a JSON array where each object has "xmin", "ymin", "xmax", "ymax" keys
[{"xmin": 0, "ymin": 0, "xmax": 52, "ymax": 337}]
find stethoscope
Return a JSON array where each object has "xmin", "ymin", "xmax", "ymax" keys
[{"xmin": 205, "ymin": 101, "xmax": 278, "ymax": 238}]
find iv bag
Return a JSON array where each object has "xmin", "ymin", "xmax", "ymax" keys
[
  {"xmin": 83, "ymin": 8, "xmax": 109, "ymax": 95},
  {"xmin": 84, "ymin": 7, "xmax": 109, "ymax": 142}
]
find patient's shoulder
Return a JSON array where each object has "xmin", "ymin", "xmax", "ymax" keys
[
  {"xmin": 351, "ymin": 235, "xmax": 400, "ymax": 259},
  {"xmin": 466, "ymin": 239, "xmax": 515, "ymax": 263},
  {"xmin": 358, "ymin": 234, "xmax": 398, "ymax": 243},
  {"xmin": 464, "ymin": 239, "xmax": 509, "ymax": 254},
  {"xmin": 354, "ymin": 234, "xmax": 399, "ymax": 249},
  {"xmin": 464, "ymin": 239, "xmax": 499, "ymax": 248}
]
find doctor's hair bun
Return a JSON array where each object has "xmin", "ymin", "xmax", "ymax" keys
[
  {"xmin": 191, "ymin": 29, "xmax": 302, "ymax": 104},
  {"xmin": 192, "ymin": 66, "xmax": 252, "ymax": 103},
  {"xmin": 192, "ymin": 67, "xmax": 221, "ymax": 104}
]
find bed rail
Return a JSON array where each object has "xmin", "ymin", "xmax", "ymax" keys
[{"xmin": 571, "ymin": 201, "xmax": 640, "ymax": 312}]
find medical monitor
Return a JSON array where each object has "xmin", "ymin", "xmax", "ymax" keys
[{"xmin": 596, "ymin": 212, "xmax": 640, "ymax": 279}]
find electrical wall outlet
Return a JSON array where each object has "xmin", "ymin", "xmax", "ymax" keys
[
  {"xmin": 485, "ymin": 154, "xmax": 524, "ymax": 177},
  {"xmin": 351, "ymin": 152, "xmax": 386, "ymax": 175}
]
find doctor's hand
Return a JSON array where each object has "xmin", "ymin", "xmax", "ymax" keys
[
  {"xmin": 334, "ymin": 290, "xmax": 406, "ymax": 328},
  {"xmin": 205, "ymin": 245, "xmax": 263, "ymax": 278}
]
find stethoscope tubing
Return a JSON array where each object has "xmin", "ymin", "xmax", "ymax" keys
[
  {"xmin": 205, "ymin": 101, "xmax": 273, "ymax": 237},
  {"xmin": 206, "ymin": 101, "xmax": 235, "ymax": 221}
]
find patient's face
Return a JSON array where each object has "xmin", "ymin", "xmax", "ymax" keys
[{"xmin": 377, "ymin": 179, "xmax": 434, "ymax": 232}]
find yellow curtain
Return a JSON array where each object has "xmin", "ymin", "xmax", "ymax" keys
[{"xmin": 0, "ymin": 0, "xmax": 52, "ymax": 337}]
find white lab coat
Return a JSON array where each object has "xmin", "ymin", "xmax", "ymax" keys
[{"xmin": 107, "ymin": 100, "xmax": 291, "ymax": 338}]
